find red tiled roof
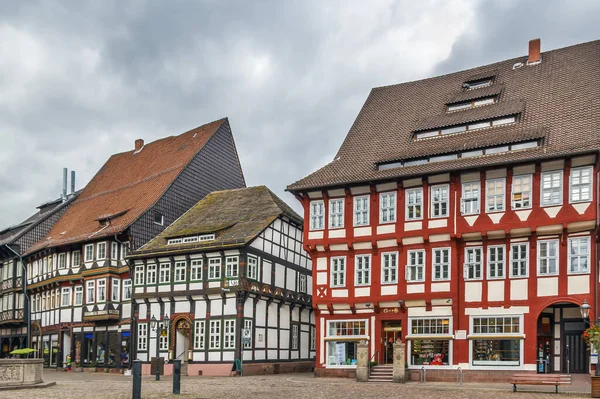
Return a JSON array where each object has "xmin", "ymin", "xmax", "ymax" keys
[
  {"xmin": 288, "ymin": 40, "xmax": 600, "ymax": 192},
  {"xmin": 27, "ymin": 119, "xmax": 227, "ymax": 253}
]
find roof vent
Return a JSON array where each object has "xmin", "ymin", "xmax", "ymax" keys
[
  {"xmin": 527, "ymin": 38, "xmax": 541, "ymax": 65},
  {"xmin": 134, "ymin": 139, "xmax": 144, "ymax": 153},
  {"xmin": 513, "ymin": 62, "xmax": 524, "ymax": 70}
]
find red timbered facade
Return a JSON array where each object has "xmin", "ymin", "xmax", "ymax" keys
[{"xmin": 288, "ymin": 39, "xmax": 600, "ymax": 380}]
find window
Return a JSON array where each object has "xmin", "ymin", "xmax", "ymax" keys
[
  {"xmin": 329, "ymin": 198, "xmax": 344, "ymax": 229},
  {"xmin": 190, "ymin": 259, "xmax": 203, "ymax": 281},
  {"xmin": 486, "ymin": 179, "xmax": 505, "ymax": 212},
  {"xmin": 291, "ymin": 324, "xmax": 299, "ymax": 350},
  {"xmin": 381, "ymin": 252, "xmax": 398, "ymax": 284},
  {"xmin": 97, "ymin": 279, "xmax": 106, "ymax": 302},
  {"xmin": 408, "ymin": 316, "xmax": 453, "ymax": 365},
  {"xmin": 326, "ymin": 320, "xmax": 367, "ymax": 366},
  {"xmin": 247, "ymin": 256, "xmax": 258, "ymax": 280},
  {"xmin": 430, "ymin": 185, "xmax": 449, "ymax": 218},
  {"xmin": 537, "ymin": 240, "xmax": 558, "ymax": 275},
  {"xmin": 406, "ymin": 250, "xmax": 425, "ymax": 282},
  {"xmin": 210, "ymin": 320, "xmax": 222, "ymax": 349},
  {"xmin": 58, "ymin": 253, "xmax": 67, "ymax": 269},
  {"xmin": 74, "ymin": 286, "xmax": 83, "ymax": 306},
  {"xmin": 405, "ymin": 188, "xmax": 423, "ymax": 220},
  {"xmin": 299, "ymin": 274, "xmax": 307, "ymax": 293},
  {"xmin": 511, "ymin": 175, "xmax": 532, "ymax": 209},
  {"xmin": 447, "ymin": 97, "xmax": 496, "ymax": 112},
  {"xmin": 146, "ymin": 264, "xmax": 157, "ymax": 285},
  {"xmin": 61, "ymin": 287, "xmax": 70, "ymax": 307},
  {"xmin": 159, "ymin": 333, "xmax": 169, "ymax": 351},
  {"xmin": 460, "ymin": 181, "xmax": 479, "ymax": 215},
  {"xmin": 153, "ymin": 210, "xmax": 164, "ymax": 226},
  {"xmin": 464, "ymin": 247, "xmax": 483, "ymax": 280},
  {"xmin": 208, "ymin": 258, "xmax": 221, "ymax": 280},
  {"xmin": 466, "ymin": 78, "xmax": 492, "ymax": 89},
  {"xmin": 568, "ymin": 237, "xmax": 590, "ymax": 274},
  {"xmin": 354, "ymin": 255, "xmax": 371, "ymax": 286},
  {"xmin": 471, "ymin": 316, "xmax": 522, "ymax": 366},
  {"xmin": 159, "ymin": 263, "xmax": 171, "ymax": 283},
  {"xmin": 510, "ymin": 243, "xmax": 528, "ymax": 277},
  {"xmin": 122, "ymin": 244, "xmax": 129, "ymax": 259},
  {"xmin": 97, "ymin": 242, "xmax": 106, "ymax": 260},
  {"xmin": 331, "ymin": 257, "xmax": 346, "ymax": 288},
  {"xmin": 84, "ymin": 244, "xmax": 94, "ymax": 262},
  {"xmin": 134, "ymin": 265, "xmax": 144, "ymax": 286},
  {"xmin": 354, "ymin": 196, "xmax": 370, "ymax": 226},
  {"xmin": 112, "ymin": 278, "xmax": 120, "ymax": 302},
  {"xmin": 380, "ymin": 192, "xmax": 396, "ymax": 223},
  {"xmin": 570, "ymin": 166, "xmax": 592, "ymax": 203},
  {"xmin": 174, "ymin": 261, "xmax": 186, "ymax": 282},
  {"xmin": 72, "ymin": 251, "xmax": 81, "ymax": 267},
  {"xmin": 410, "ymin": 317, "xmax": 451, "ymax": 335},
  {"xmin": 432, "ymin": 248, "xmax": 450, "ymax": 281},
  {"xmin": 194, "ymin": 320, "xmax": 205, "ymax": 350},
  {"xmin": 137, "ymin": 323, "xmax": 148, "ymax": 351},
  {"xmin": 541, "ymin": 171, "xmax": 562, "ymax": 206},
  {"xmin": 309, "ymin": 200, "xmax": 324, "ymax": 230},
  {"xmin": 225, "ymin": 256, "xmax": 239, "ymax": 278},
  {"xmin": 487, "ymin": 245, "xmax": 505, "ymax": 279},
  {"xmin": 310, "ymin": 326, "xmax": 316, "ymax": 351},
  {"xmin": 111, "ymin": 242, "xmax": 118, "ymax": 259},
  {"xmin": 86, "ymin": 280, "xmax": 95, "ymax": 303},
  {"xmin": 123, "ymin": 279, "xmax": 132, "ymax": 300},
  {"xmin": 243, "ymin": 319, "xmax": 253, "ymax": 349}
]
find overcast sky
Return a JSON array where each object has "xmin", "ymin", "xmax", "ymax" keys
[{"xmin": 1, "ymin": 0, "xmax": 599, "ymax": 228}]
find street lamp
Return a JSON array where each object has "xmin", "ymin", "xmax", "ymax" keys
[
  {"xmin": 150, "ymin": 313, "xmax": 170, "ymax": 381},
  {"xmin": 581, "ymin": 300, "xmax": 592, "ymax": 320}
]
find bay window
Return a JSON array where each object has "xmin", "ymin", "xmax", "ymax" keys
[
  {"xmin": 407, "ymin": 317, "xmax": 452, "ymax": 367},
  {"xmin": 326, "ymin": 320, "xmax": 368, "ymax": 367},
  {"xmin": 470, "ymin": 316, "xmax": 523, "ymax": 366}
]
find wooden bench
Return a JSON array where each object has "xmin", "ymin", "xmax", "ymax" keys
[{"xmin": 511, "ymin": 374, "xmax": 572, "ymax": 393}]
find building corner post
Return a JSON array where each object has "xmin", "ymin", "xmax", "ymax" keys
[
  {"xmin": 356, "ymin": 340, "xmax": 369, "ymax": 382},
  {"xmin": 392, "ymin": 341, "xmax": 406, "ymax": 383}
]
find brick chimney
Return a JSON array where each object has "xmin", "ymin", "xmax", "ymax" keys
[
  {"xmin": 135, "ymin": 139, "xmax": 144, "ymax": 151},
  {"xmin": 528, "ymin": 38, "xmax": 541, "ymax": 64}
]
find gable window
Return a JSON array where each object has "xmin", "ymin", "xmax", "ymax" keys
[
  {"xmin": 97, "ymin": 242, "xmax": 106, "ymax": 260},
  {"xmin": 568, "ymin": 236, "xmax": 590, "ymax": 274},
  {"xmin": 111, "ymin": 242, "xmax": 118, "ymax": 259},
  {"xmin": 74, "ymin": 286, "xmax": 83, "ymax": 306},
  {"xmin": 541, "ymin": 171, "xmax": 562, "ymax": 206},
  {"xmin": 355, "ymin": 255, "xmax": 371, "ymax": 286},
  {"xmin": 487, "ymin": 245, "xmax": 505, "ymax": 279},
  {"xmin": 153, "ymin": 210, "xmax": 164, "ymax": 226},
  {"xmin": 511, "ymin": 175, "xmax": 532, "ymax": 209},
  {"xmin": 174, "ymin": 261, "xmax": 186, "ymax": 283},
  {"xmin": 380, "ymin": 192, "xmax": 396, "ymax": 223},
  {"xmin": 86, "ymin": 280, "xmax": 95, "ymax": 303},
  {"xmin": 247, "ymin": 256, "xmax": 258, "ymax": 280},
  {"xmin": 486, "ymin": 179, "xmax": 505, "ymax": 212},
  {"xmin": 510, "ymin": 243, "xmax": 528, "ymax": 278},
  {"xmin": 146, "ymin": 264, "xmax": 157, "ymax": 285},
  {"xmin": 570, "ymin": 166, "xmax": 592, "ymax": 203},
  {"xmin": 72, "ymin": 251, "xmax": 81, "ymax": 267},
  {"xmin": 58, "ymin": 253, "xmax": 67, "ymax": 269},
  {"xmin": 84, "ymin": 244, "xmax": 94, "ymax": 262},
  {"xmin": 432, "ymin": 248, "xmax": 450, "ymax": 281},
  {"xmin": 354, "ymin": 196, "xmax": 370, "ymax": 226},
  {"xmin": 430, "ymin": 185, "xmax": 449, "ymax": 218},
  {"xmin": 309, "ymin": 200, "xmax": 324, "ymax": 230},
  {"xmin": 329, "ymin": 198, "xmax": 344, "ymax": 229},
  {"xmin": 61, "ymin": 287, "xmax": 71, "ymax": 307},
  {"xmin": 190, "ymin": 259, "xmax": 203, "ymax": 281},
  {"xmin": 97, "ymin": 279, "xmax": 106, "ymax": 302},
  {"xmin": 538, "ymin": 240, "xmax": 558, "ymax": 275},
  {"xmin": 112, "ymin": 278, "xmax": 120, "ymax": 302},
  {"xmin": 194, "ymin": 320, "xmax": 205, "ymax": 350},
  {"xmin": 137, "ymin": 323, "xmax": 148, "ymax": 351},
  {"xmin": 299, "ymin": 274, "xmax": 307, "ymax": 293},
  {"xmin": 381, "ymin": 252, "xmax": 398, "ymax": 284},
  {"xmin": 464, "ymin": 247, "xmax": 483, "ymax": 280},
  {"xmin": 208, "ymin": 258, "xmax": 221, "ymax": 280},
  {"xmin": 123, "ymin": 279, "xmax": 132, "ymax": 300},
  {"xmin": 134, "ymin": 265, "xmax": 144, "ymax": 286},
  {"xmin": 225, "ymin": 256, "xmax": 239, "ymax": 278},
  {"xmin": 210, "ymin": 320, "xmax": 222, "ymax": 349},
  {"xmin": 405, "ymin": 188, "xmax": 423, "ymax": 220},
  {"xmin": 406, "ymin": 250, "xmax": 425, "ymax": 282},
  {"xmin": 331, "ymin": 257, "xmax": 346, "ymax": 288},
  {"xmin": 461, "ymin": 182, "xmax": 480, "ymax": 215}
]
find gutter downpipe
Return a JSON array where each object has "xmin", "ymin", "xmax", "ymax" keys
[
  {"xmin": 114, "ymin": 233, "xmax": 134, "ymax": 370},
  {"xmin": 595, "ymin": 150, "xmax": 599, "ymax": 330},
  {"xmin": 4, "ymin": 244, "xmax": 30, "ymax": 349}
]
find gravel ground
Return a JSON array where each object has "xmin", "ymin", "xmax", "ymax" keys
[{"xmin": 3, "ymin": 372, "xmax": 591, "ymax": 399}]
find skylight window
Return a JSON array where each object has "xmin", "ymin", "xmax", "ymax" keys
[
  {"xmin": 414, "ymin": 115, "xmax": 517, "ymax": 140},
  {"xmin": 447, "ymin": 97, "xmax": 496, "ymax": 112}
]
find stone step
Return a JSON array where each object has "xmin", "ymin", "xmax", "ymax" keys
[{"xmin": 368, "ymin": 378, "xmax": 393, "ymax": 383}]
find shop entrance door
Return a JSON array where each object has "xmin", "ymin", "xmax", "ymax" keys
[
  {"xmin": 563, "ymin": 320, "xmax": 587, "ymax": 373},
  {"xmin": 382, "ymin": 321, "xmax": 401, "ymax": 364}
]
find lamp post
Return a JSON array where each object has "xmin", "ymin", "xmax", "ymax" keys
[{"xmin": 150, "ymin": 313, "xmax": 170, "ymax": 381}]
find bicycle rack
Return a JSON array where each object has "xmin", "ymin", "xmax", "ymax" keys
[
  {"xmin": 456, "ymin": 367, "xmax": 463, "ymax": 385},
  {"xmin": 420, "ymin": 366, "xmax": 427, "ymax": 383}
]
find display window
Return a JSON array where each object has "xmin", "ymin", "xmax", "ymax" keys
[
  {"xmin": 469, "ymin": 315, "xmax": 524, "ymax": 367},
  {"xmin": 406, "ymin": 317, "xmax": 453, "ymax": 368},
  {"xmin": 325, "ymin": 320, "xmax": 368, "ymax": 367}
]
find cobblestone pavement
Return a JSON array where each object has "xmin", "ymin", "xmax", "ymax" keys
[{"xmin": 4, "ymin": 372, "xmax": 592, "ymax": 399}]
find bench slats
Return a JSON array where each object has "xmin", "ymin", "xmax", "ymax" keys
[{"xmin": 511, "ymin": 373, "xmax": 572, "ymax": 393}]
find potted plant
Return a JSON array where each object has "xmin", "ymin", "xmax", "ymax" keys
[{"xmin": 583, "ymin": 323, "xmax": 600, "ymax": 397}]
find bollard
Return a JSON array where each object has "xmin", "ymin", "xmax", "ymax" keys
[
  {"xmin": 132, "ymin": 360, "xmax": 142, "ymax": 399},
  {"xmin": 173, "ymin": 360, "xmax": 181, "ymax": 395}
]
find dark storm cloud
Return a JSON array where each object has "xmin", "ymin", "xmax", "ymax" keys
[{"xmin": 0, "ymin": 0, "xmax": 597, "ymax": 228}]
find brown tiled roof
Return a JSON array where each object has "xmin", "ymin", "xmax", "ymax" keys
[
  {"xmin": 446, "ymin": 84, "xmax": 504, "ymax": 105},
  {"xmin": 129, "ymin": 186, "xmax": 302, "ymax": 257},
  {"xmin": 288, "ymin": 40, "xmax": 600, "ymax": 192},
  {"xmin": 26, "ymin": 119, "xmax": 227, "ymax": 253}
]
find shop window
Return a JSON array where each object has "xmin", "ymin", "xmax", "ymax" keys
[
  {"xmin": 407, "ymin": 318, "xmax": 452, "ymax": 367},
  {"xmin": 242, "ymin": 319, "xmax": 252, "ymax": 349},
  {"xmin": 326, "ymin": 320, "xmax": 368, "ymax": 367},
  {"xmin": 470, "ymin": 316, "xmax": 523, "ymax": 366}
]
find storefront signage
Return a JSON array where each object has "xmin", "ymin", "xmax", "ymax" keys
[{"xmin": 455, "ymin": 330, "xmax": 467, "ymax": 340}]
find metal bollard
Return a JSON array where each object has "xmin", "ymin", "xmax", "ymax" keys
[
  {"xmin": 173, "ymin": 360, "xmax": 181, "ymax": 395},
  {"xmin": 132, "ymin": 360, "xmax": 142, "ymax": 399}
]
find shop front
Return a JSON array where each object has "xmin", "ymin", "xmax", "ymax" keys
[{"xmin": 71, "ymin": 328, "xmax": 130, "ymax": 368}]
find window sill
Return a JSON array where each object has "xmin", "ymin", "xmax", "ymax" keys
[
  {"xmin": 509, "ymin": 275, "xmax": 529, "ymax": 279},
  {"xmin": 537, "ymin": 273, "xmax": 559, "ymax": 277},
  {"xmin": 378, "ymin": 220, "xmax": 396, "ymax": 225},
  {"xmin": 541, "ymin": 203, "xmax": 563, "ymax": 208},
  {"xmin": 486, "ymin": 276, "xmax": 506, "ymax": 280},
  {"xmin": 567, "ymin": 271, "xmax": 590, "ymax": 276},
  {"xmin": 406, "ymin": 280, "xmax": 425, "ymax": 284},
  {"xmin": 569, "ymin": 199, "xmax": 593, "ymax": 204},
  {"xmin": 429, "ymin": 215, "xmax": 449, "ymax": 220},
  {"xmin": 381, "ymin": 282, "xmax": 398, "ymax": 286}
]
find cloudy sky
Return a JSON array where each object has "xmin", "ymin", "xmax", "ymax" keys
[{"xmin": 1, "ymin": 0, "xmax": 599, "ymax": 228}]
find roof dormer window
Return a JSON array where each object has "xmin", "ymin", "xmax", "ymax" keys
[
  {"xmin": 167, "ymin": 233, "xmax": 215, "ymax": 245},
  {"xmin": 447, "ymin": 96, "xmax": 496, "ymax": 112},
  {"xmin": 464, "ymin": 78, "xmax": 492, "ymax": 90},
  {"xmin": 414, "ymin": 115, "xmax": 517, "ymax": 140}
]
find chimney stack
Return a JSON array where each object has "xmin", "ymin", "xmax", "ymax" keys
[
  {"xmin": 71, "ymin": 170, "xmax": 76, "ymax": 195},
  {"xmin": 528, "ymin": 38, "xmax": 541, "ymax": 64},
  {"xmin": 62, "ymin": 168, "xmax": 68, "ymax": 201},
  {"xmin": 135, "ymin": 139, "xmax": 144, "ymax": 151}
]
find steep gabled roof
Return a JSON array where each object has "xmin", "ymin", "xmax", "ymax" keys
[
  {"xmin": 129, "ymin": 186, "xmax": 303, "ymax": 257},
  {"xmin": 26, "ymin": 119, "xmax": 228, "ymax": 254},
  {"xmin": 288, "ymin": 40, "xmax": 600, "ymax": 192}
]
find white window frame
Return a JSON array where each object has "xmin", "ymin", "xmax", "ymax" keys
[
  {"xmin": 309, "ymin": 200, "xmax": 325, "ymax": 231},
  {"xmin": 84, "ymin": 244, "xmax": 94, "ymax": 262},
  {"xmin": 194, "ymin": 320, "xmax": 205, "ymax": 350},
  {"xmin": 469, "ymin": 315, "xmax": 524, "ymax": 368},
  {"xmin": 461, "ymin": 181, "xmax": 480, "ymax": 215},
  {"xmin": 354, "ymin": 255, "xmax": 371, "ymax": 286},
  {"xmin": 569, "ymin": 166, "xmax": 593, "ymax": 203},
  {"xmin": 331, "ymin": 257, "xmax": 346, "ymax": 288},
  {"xmin": 381, "ymin": 252, "xmax": 398, "ymax": 285},
  {"xmin": 86, "ymin": 280, "xmax": 95, "ymax": 303},
  {"xmin": 208, "ymin": 258, "xmax": 221, "ymax": 280},
  {"xmin": 325, "ymin": 319, "xmax": 369, "ymax": 368},
  {"xmin": 379, "ymin": 192, "xmax": 396, "ymax": 224},
  {"xmin": 432, "ymin": 248, "xmax": 450, "ymax": 281},
  {"xmin": 537, "ymin": 239, "xmax": 559, "ymax": 276},
  {"xmin": 540, "ymin": 170, "xmax": 563, "ymax": 207},
  {"xmin": 247, "ymin": 256, "xmax": 258, "ymax": 280},
  {"xmin": 299, "ymin": 274, "xmax": 307, "ymax": 293},
  {"xmin": 123, "ymin": 279, "xmax": 132, "ymax": 300},
  {"xmin": 112, "ymin": 278, "xmax": 120, "ymax": 302},
  {"xmin": 137, "ymin": 323, "xmax": 148, "ymax": 351},
  {"xmin": 74, "ymin": 286, "xmax": 83, "ymax": 306},
  {"xmin": 568, "ymin": 236, "xmax": 590, "ymax": 274},
  {"xmin": 225, "ymin": 256, "xmax": 239, "ymax": 278},
  {"xmin": 159, "ymin": 263, "xmax": 171, "ymax": 284},
  {"xmin": 146, "ymin": 264, "xmax": 157, "ymax": 285},
  {"xmin": 329, "ymin": 198, "xmax": 345, "ymax": 229},
  {"xmin": 72, "ymin": 251, "xmax": 81, "ymax": 267},
  {"xmin": 511, "ymin": 174, "xmax": 532, "ymax": 210},
  {"xmin": 210, "ymin": 319, "xmax": 222, "ymax": 349},
  {"xmin": 58, "ymin": 253, "xmax": 67, "ymax": 270},
  {"xmin": 174, "ymin": 261, "xmax": 186, "ymax": 283},
  {"xmin": 406, "ymin": 250, "xmax": 425, "ymax": 282},
  {"xmin": 190, "ymin": 259, "xmax": 203, "ymax": 281},
  {"xmin": 291, "ymin": 324, "xmax": 299, "ymax": 350},
  {"xmin": 487, "ymin": 245, "xmax": 505, "ymax": 280},
  {"xmin": 111, "ymin": 242, "xmax": 119, "ymax": 259},
  {"xmin": 510, "ymin": 243, "xmax": 529, "ymax": 278},
  {"xmin": 486, "ymin": 178, "xmax": 505, "ymax": 213},
  {"xmin": 353, "ymin": 195, "xmax": 370, "ymax": 226},
  {"xmin": 430, "ymin": 184, "xmax": 449, "ymax": 218},
  {"xmin": 464, "ymin": 247, "xmax": 483, "ymax": 280},
  {"xmin": 97, "ymin": 242, "xmax": 106, "ymax": 260},
  {"xmin": 61, "ymin": 287, "xmax": 71, "ymax": 307},
  {"xmin": 97, "ymin": 278, "xmax": 106, "ymax": 302},
  {"xmin": 405, "ymin": 188, "xmax": 423, "ymax": 221},
  {"xmin": 134, "ymin": 265, "xmax": 144, "ymax": 286},
  {"xmin": 159, "ymin": 332, "xmax": 169, "ymax": 351},
  {"xmin": 243, "ymin": 319, "xmax": 253, "ymax": 349}
]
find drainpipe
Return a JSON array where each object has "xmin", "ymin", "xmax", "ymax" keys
[
  {"xmin": 115, "ymin": 234, "xmax": 134, "ymax": 369},
  {"xmin": 595, "ymin": 150, "xmax": 600, "ymax": 325},
  {"xmin": 4, "ymin": 244, "xmax": 30, "ymax": 348}
]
